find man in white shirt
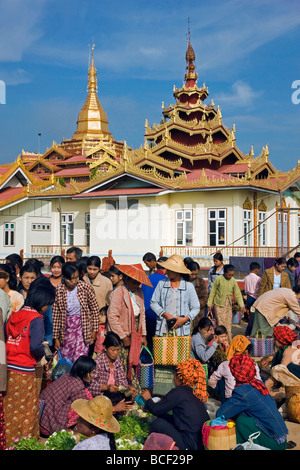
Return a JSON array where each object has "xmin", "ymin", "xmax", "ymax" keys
[{"xmin": 244, "ymin": 262, "xmax": 261, "ymax": 335}]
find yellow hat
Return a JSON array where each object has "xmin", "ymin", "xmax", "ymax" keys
[
  {"xmin": 157, "ymin": 254, "xmax": 191, "ymax": 275},
  {"xmin": 71, "ymin": 395, "xmax": 120, "ymax": 433}
]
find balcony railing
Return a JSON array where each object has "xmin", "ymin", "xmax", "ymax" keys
[
  {"xmin": 30, "ymin": 245, "xmax": 90, "ymax": 258},
  {"xmin": 160, "ymin": 245, "xmax": 294, "ymax": 260}
]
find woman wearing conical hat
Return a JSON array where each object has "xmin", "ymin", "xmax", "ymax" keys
[
  {"xmin": 107, "ymin": 264, "xmax": 151, "ymax": 392},
  {"xmin": 150, "ymin": 254, "xmax": 200, "ymax": 337},
  {"xmin": 71, "ymin": 395, "xmax": 120, "ymax": 450}
]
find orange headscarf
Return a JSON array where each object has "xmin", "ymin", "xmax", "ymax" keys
[
  {"xmin": 226, "ymin": 335, "xmax": 251, "ymax": 361},
  {"xmin": 176, "ymin": 358, "xmax": 208, "ymax": 403}
]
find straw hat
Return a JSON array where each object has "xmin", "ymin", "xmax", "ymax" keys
[
  {"xmin": 156, "ymin": 254, "xmax": 191, "ymax": 275},
  {"xmin": 71, "ymin": 395, "xmax": 120, "ymax": 433},
  {"xmin": 116, "ymin": 263, "xmax": 153, "ymax": 287}
]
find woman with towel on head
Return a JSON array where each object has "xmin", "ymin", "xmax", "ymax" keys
[
  {"xmin": 216, "ymin": 354, "xmax": 288, "ymax": 450},
  {"xmin": 208, "ymin": 335, "xmax": 262, "ymax": 402},
  {"xmin": 141, "ymin": 358, "xmax": 210, "ymax": 450}
]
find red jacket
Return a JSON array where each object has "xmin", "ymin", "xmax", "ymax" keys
[{"xmin": 6, "ymin": 306, "xmax": 44, "ymax": 374}]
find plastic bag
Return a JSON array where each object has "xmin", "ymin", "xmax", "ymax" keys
[
  {"xmin": 232, "ymin": 432, "xmax": 270, "ymax": 450},
  {"xmin": 210, "ymin": 415, "xmax": 229, "ymax": 427},
  {"xmin": 51, "ymin": 351, "xmax": 73, "ymax": 381}
]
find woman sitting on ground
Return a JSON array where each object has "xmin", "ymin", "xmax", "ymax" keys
[
  {"xmin": 260, "ymin": 325, "xmax": 300, "ymax": 389},
  {"xmin": 216, "ymin": 354, "xmax": 288, "ymax": 450},
  {"xmin": 141, "ymin": 358, "xmax": 210, "ymax": 450},
  {"xmin": 88, "ymin": 331, "xmax": 136, "ymax": 415},
  {"xmin": 39, "ymin": 355, "xmax": 96, "ymax": 437},
  {"xmin": 208, "ymin": 335, "xmax": 262, "ymax": 402},
  {"xmin": 71, "ymin": 395, "xmax": 120, "ymax": 450}
]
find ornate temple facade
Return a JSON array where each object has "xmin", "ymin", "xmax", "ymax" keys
[{"xmin": 0, "ymin": 39, "xmax": 299, "ymax": 266}]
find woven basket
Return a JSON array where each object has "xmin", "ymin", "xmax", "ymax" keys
[
  {"xmin": 136, "ymin": 346, "xmax": 155, "ymax": 388},
  {"xmin": 153, "ymin": 333, "xmax": 191, "ymax": 366},
  {"xmin": 249, "ymin": 330, "xmax": 273, "ymax": 357},
  {"xmin": 232, "ymin": 311, "xmax": 242, "ymax": 324},
  {"xmin": 285, "ymin": 385, "xmax": 300, "ymax": 423},
  {"xmin": 203, "ymin": 420, "xmax": 236, "ymax": 450}
]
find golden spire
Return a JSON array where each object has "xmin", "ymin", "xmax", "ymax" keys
[
  {"xmin": 185, "ymin": 19, "xmax": 197, "ymax": 82},
  {"xmin": 72, "ymin": 44, "xmax": 111, "ymax": 141}
]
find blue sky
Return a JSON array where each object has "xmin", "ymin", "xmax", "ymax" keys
[{"xmin": 0, "ymin": 0, "xmax": 300, "ymax": 172}]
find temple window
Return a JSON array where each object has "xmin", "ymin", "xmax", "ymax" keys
[
  {"xmin": 277, "ymin": 211, "xmax": 288, "ymax": 249},
  {"xmin": 208, "ymin": 209, "xmax": 226, "ymax": 247},
  {"xmin": 243, "ymin": 210, "xmax": 252, "ymax": 246},
  {"xmin": 243, "ymin": 198, "xmax": 252, "ymax": 246},
  {"xmin": 4, "ymin": 222, "xmax": 15, "ymax": 247},
  {"xmin": 258, "ymin": 211, "xmax": 266, "ymax": 246},
  {"xmin": 257, "ymin": 200, "xmax": 267, "ymax": 247},
  {"xmin": 61, "ymin": 213, "xmax": 74, "ymax": 246},
  {"xmin": 106, "ymin": 198, "xmax": 139, "ymax": 210},
  {"xmin": 106, "ymin": 199, "xmax": 119, "ymax": 210},
  {"xmin": 32, "ymin": 224, "xmax": 51, "ymax": 231},
  {"xmin": 176, "ymin": 210, "xmax": 193, "ymax": 246},
  {"xmin": 85, "ymin": 213, "xmax": 90, "ymax": 246},
  {"xmin": 276, "ymin": 198, "xmax": 290, "ymax": 250}
]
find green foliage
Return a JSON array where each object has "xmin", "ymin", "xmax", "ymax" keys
[
  {"xmin": 115, "ymin": 437, "xmax": 143, "ymax": 450},
  {"xmin": 8, "ymin": 436, "xmax": 45, "ymax": 451},
  {"xmin": 8, "ymin": 430, "xmax": 81, "ymax": 451},
  {"xmin": 44, "ymin": 430, "xmax": 78, "ymax": 450},
  {"xmin": 114, "ymin": 415, "xmax": 150, "ymax": 444}
]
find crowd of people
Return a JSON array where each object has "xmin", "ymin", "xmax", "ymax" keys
[{"xmin": 0, "ymin": 247, "xmax": 299, "ymax": 451}]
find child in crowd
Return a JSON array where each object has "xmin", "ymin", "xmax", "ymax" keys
[
  {"xmin": 207, "ymin": 326, "xmax": 229, "ymax": 376},
  {"xmin": 108, "ymin": 265, "xmax": 124, "ymax": 290},
  {"xmin": 191, "ymin": 317, "xmax": 222, "ymax": 365},
  {"xmin": 214, "ymin": 325, "xmax": 229, "ymax": 352},
  {"xmin": 83, "ymin": 256, "xmax": 112, "ymax": 356},
  {"xmin": 207, "ymin": 264, "xmax": 245, "ymax": 342},
  {"xmin": 244, "ymin": 262, "xmax": 261, "ymax": 335},
  {"xmin": 93, "ymin": 306, "xmax": 108, "ymax": 356}
]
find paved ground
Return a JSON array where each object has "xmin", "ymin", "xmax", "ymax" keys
[{"xmin": 232, "ymin": 320, "xmax": 300, "ymax": 450}]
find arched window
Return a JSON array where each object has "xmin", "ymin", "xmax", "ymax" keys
[{"xmin": 258, "ymin": 200, "xmax": 267, "ymax": 247}]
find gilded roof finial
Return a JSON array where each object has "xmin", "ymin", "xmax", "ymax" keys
[
  {"xmin": 87, "ymin": 42, "xmax": 97, "ymax": 94},
  {"xmin": 72, "ymin": 42, "xmax": 111, "ymax": 142}
]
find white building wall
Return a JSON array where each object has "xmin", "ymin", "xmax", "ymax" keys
[
  {"xmin": 0, "ymin": 199, "xmax": 52, "ymax": 259},
  {"xmin": 89, "ymin": 195, "xmax": 171, "ymax": 264}
]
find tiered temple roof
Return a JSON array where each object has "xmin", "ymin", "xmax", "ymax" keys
[{"xmin": 0, "ymin": 39, "xmax": 299, "ymax": 209}]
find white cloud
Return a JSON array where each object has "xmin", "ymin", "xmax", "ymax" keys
[
  {"xmin": 6, "ymin": 0, "xmax": 298, "ymax": 83},
  {"xmin": 216, "ymin": 81, "xmax": 262, "ymax": 107},
  {"xmin": 0, "ymin": 0, "xmax": 47, "ymax": 62},
  {"xmin": 0, "ymin": 68, "xmax": 31, "ymax": 86}
]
